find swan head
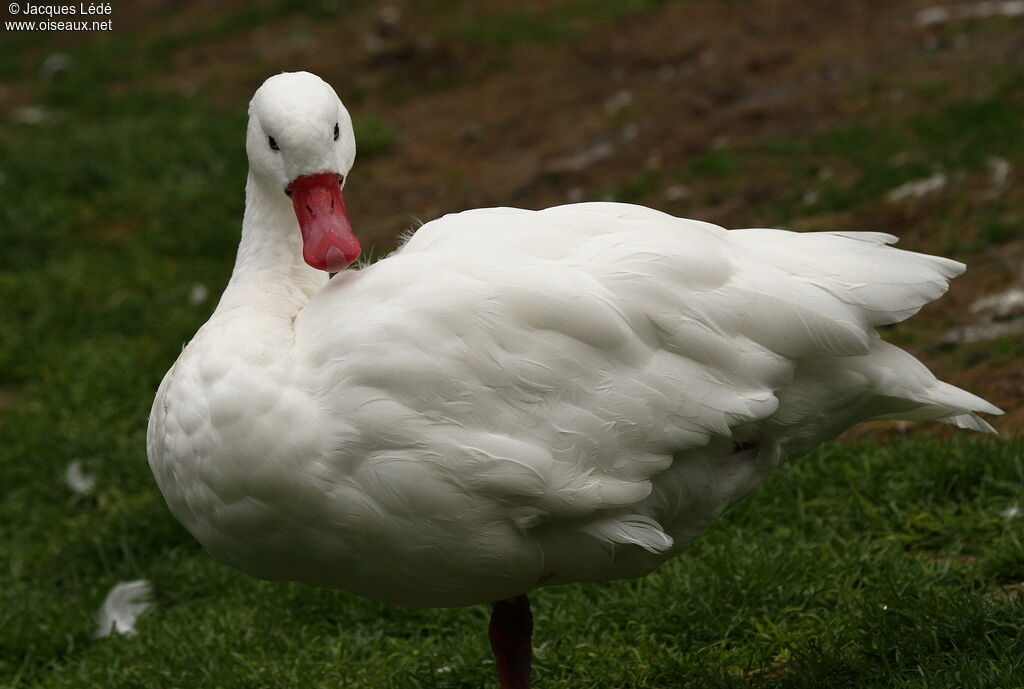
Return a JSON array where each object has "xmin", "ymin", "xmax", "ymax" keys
[{"xmin": 247, "ymin": 71, "xmax": 360, "ymax": 272}]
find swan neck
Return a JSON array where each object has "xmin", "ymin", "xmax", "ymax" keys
[{"xmin": 215, "ymin": 172, "xmax": 328, "ymax": 320}]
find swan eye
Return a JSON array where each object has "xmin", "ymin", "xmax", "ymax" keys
[
  {"xmin": 268, "ymin": 136, "xmax": 279, "ymax": 151},
  {"xmin": 333, "ymin": 123, "xmax": 339, "ymax": 141}
]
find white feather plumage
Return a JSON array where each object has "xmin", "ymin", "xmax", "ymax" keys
[{"xmin": 147, "ymin": 73, "xmax": 1000, "ymax": 613}]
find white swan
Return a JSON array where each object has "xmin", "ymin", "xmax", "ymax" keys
[{"xmin": 147, "ymin": 71, "xmax": 1000, "ymax": 689}]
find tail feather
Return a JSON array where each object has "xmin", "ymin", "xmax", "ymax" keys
[
  {"xmin": 940, "ymin": 413, "xmax": 998, "ymax": 434},
  {"xmin": 860, "ymin": 344, "xmax": 1003, "ymax": 432}
]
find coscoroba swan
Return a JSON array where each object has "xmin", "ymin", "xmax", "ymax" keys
[{"xmin": 147, "ymin": 72, "xmax": 1001, "ymax": 688}]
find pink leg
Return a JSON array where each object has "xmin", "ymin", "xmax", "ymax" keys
[{"xmin": 488, "ymin": 595, "xmax": 533, "ymax": 689}]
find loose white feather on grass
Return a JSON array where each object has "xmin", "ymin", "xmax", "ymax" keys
[
  {"xmin": 189, "ymin": 282, "xmax": 209, "ymax": 306},
  {"xmin": 94, "ymin": 580, "xmax": 153, "ymax": 638},
  {"xmin": 64, "ymin": 460, "xmax": 95, "ymax": 495},
  {"xmin": 887, "ymin": 172, "xmax": 947, "ymax": 202}
]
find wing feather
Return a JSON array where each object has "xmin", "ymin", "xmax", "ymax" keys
[{"xmin": 300, "ymin": 203, "xmax": 997, "ymax": 558}]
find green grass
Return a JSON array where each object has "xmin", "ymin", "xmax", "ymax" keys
[
  {"xmin": 687, "ymin": 150, "xmax": 742, "ymax": 179},
  {"xmin": 790, "ymin": 91, "xmax": 1024, "ymax": 218},
  {"xmin": 609, "ymin": 73, "xmax": 1024, "ymax": 254},
  {"xmin": 352, "ymin": 115, "xmax": 398, "ymax": 160},
  {"xmin": 3, "ymin": 414, "xmax": 1023, "ymax": 689},
  {"xmin": 0, "ymin": 1, "xmax": 372, "ymax": 83}
]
